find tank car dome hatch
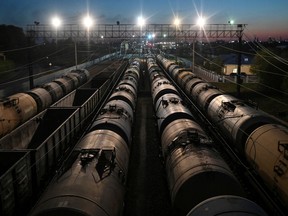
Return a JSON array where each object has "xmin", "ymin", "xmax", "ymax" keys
[{"xmin": 186, "ymin": 195, "xmax": 268, "ymax": 216}]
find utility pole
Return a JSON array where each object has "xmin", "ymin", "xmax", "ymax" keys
[
  {"xmin": 236, "ymin": 24, "xmax": 244, "ymax": 97},
  {"xmin": 27, "ymin": 30, "xmax": 35, "ymax": 89}
]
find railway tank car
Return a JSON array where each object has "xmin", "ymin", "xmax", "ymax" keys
[
  {"xmin": 147, "ymin": 55, "xmax": 267, "ymax": 216},
  {"xmin": 156, "ymin": 54, "xmax": 288, "ymax": 210},
  {"xmin": 0, "ymin": 69, "xmax": 89, "ymax": 138},
  {"xmin": 29, "ymin": 60, "xmax": 139, "ymax": 216}
]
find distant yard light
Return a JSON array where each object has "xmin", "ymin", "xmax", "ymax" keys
[
  {"xmin": 137, "ymin": 16, "xmax": 145, "ymax": 27},
  {"xmin": 197, "ymin": 16, "xmax": 206, "ymax": 27},
  {"xmin": 229, "ymin": 20, "xmax": 235, "ymax": 24},
  {"xmin": 174, "ymin": 18, "xmax": 181, "ymax": 26},
  {"xmin": 52, "ymin": 16, "xmax": 61, "ymax": 28},
  {"xmin": 83, "ymin": 15, "xmax": 93, "ymax": 29}
]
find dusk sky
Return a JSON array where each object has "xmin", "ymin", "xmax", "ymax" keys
[{"xmin": 0, "ymin": 0, "xmax": 288, "ymax": 40}]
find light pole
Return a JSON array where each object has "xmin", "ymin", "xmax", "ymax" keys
[
  {"xmin": 51, "ymin": 16, "xmax": 61, "ymax": 44},
  {"xmin": 193, "ymin": 16, "xmax": 206, "ymax": 71},
  {"xmin": 174, "ymin": 18, "xmax": 180, "ymax": 63},
  {"xmin": 52, "ymin": 15, "xmax": 94, "ymax": 70},
  {"xmin": 236, "ymin": 24, "xmax": 244, "ymax": 97},
  {"xmin": 137, "ymin": 16, "xmax": 145, "ymax": 56}
]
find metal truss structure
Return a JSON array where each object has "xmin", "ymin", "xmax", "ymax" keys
[{"xmin": 26, "ymin": 23, "xmax": 246, "ymax": 42}]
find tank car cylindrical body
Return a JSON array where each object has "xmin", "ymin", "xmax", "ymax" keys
[
  {"xmin": 183, "ymin": 77, "xmax": 204, "ymax": 96},
  {"xmin": 207, "ymin": 94, "xmax": 277, "ymax": 152},
  {"xmin": 125, "ymin": 67, "xmax": 140, "ymax": 82},
  {"xmin": 26, "ymin": 88, "xmax": 53, "ymax": 112},
  {"xmin": 160, "ymin": 118, "xmax": 208, "ymax": 155},
  {"xmin": 42, "ymin": 81, "xmax": 64, "ymax": 103},
  {"xmin": 65, "ymin": 73, "xmax": 80, "ymax": 87},
  {"xmin": 166, "ymin": 145, "xmax": 245, "ymax": 215},
  {"xmin": 8, "ymin": 93, "xmax": 38, "ymax": 121},
  {"xmin": 0, "ymin": 93, "xmax": 37, "ymax": 137},
  {"xmin": 151, "ymin": 78, "xmax": 179, "ymax": 105},
  {"xmin": 246, "ymin": 124, "xmax": 288, "ymax": 206},
  {"xmin": 70, "ymin": 69, "xmax": 90, "ymax": 85},
  {"xmin": 118, "ymin": 77, "xmax": 137, "ymax": 92},
  {"xmin": 54, "ymin": 77, "xmax": 75, "ymax": 94},
  {"xmin": 154, "ymin": 93, "xmax": 194, "ymax": 136},
  {"xmin": 109, "ymin": 86, "xmax": 137, "ymax": 110},
  {"xmin": 30, "ymin": 59, "xmax": 139, "ymax": 216},
  {"xmin": 30, "ymin": 129, "xmax": 129, "ymax": 216},
  {"xmin": 187, "ymin": 195, "xmax": 268, "ymax": 216},
  {"xmin": 190, "ymin": 83, "xmax": 222, "ymax": 112},
  {"xmin": 90, "ymin": 99, "xmax": 134, "ymax": 146},
  {"xmin": 148, "ymin": 56, "xmax": 264, "ymax": 216},
  {"xmin": 175, "ymin": 70, "xmax": 194, "ymax": 89}
]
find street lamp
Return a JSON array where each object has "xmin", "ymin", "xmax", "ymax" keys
[
  {"xmin": 51, "ymin": 16, "xmax": 61, "ymax": 28},
  {"xmin": 196, "ymin": 16, "xmax": 206, "ymax": 28},
  {"xmin": 137, "ymin": 16, "xmax": 145, "ymax": 29},
  {"xmin": 83, "ymin": 15, "xmax": 93, "ymax": 30},
  {"xmin": 51, "ymin": 15, "xmax": 94, "ymax": 70}
]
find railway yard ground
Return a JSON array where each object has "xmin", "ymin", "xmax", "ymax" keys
[{"xmin": 124, "ymin": 66, "xmax": 174, "ymax": 216}]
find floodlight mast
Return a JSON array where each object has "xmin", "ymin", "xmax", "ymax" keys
[{"xmin": 193, "ymin": 16, "xmax": 206, "ymax": 71}]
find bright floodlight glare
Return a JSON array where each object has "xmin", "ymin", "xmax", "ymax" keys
[
  {"xmin": 52, "ymin": 17, "xmax": 61, "ymax": 28},
  {"xmin": 174, "ymin": 18, "xmax": 180, "ymax": 26},
  {"xmin": 138, "ymin": 16, "xmax": 145, "ymax": 27},
  {"xmin": 83, "ymin": 15, "xmax": 93, "ymax": 28},
  {"xmin": 197, "ymin": 16, "xmax": 206, "ymax": 27}
]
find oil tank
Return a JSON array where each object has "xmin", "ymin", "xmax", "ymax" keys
[
  {"xmin": 166, "ymin": 145, "xmax": 245, "ymax": 216},
  {"xmin": 190, "ymin": 83, "xmax": 222, "ymax": 112},
  {"xmin": 27, "ymin": 88, "xmax": 53, "ymax": 112},
  {"xmin": 246, "ymin": 124, "xmax": 288, "ymax": 206},
  {"xmin": 90, "ymin": 100, "xmax": 133, "ymax": 145},
  {"xmin": 207, "ymin": 94, "xmax": 277, "ymax": 152},
  {"xmin": 42, "ymin": 82, "xmax": 64, "ymax": 102},
  {"xmin": 30, "ymin": 130, "xmax": 129, "ymax": 216}
]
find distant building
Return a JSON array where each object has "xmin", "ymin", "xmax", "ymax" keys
[{"xmin": 221, "ymin": 54, "xmax": 253, "ymax": 75}]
